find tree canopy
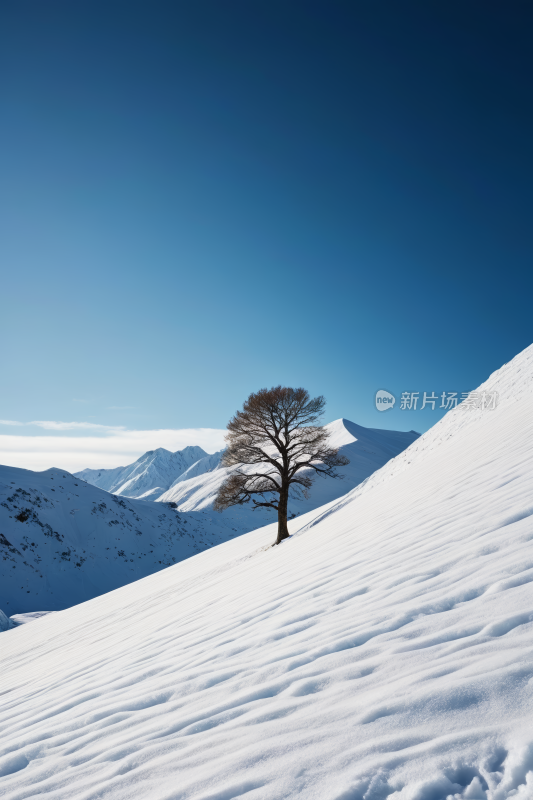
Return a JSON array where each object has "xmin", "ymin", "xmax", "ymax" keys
[{"xmin": 214, "ymin": 386, "xmax": 349, "ymax": 545}]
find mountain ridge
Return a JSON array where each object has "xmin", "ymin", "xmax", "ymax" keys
[{"xmin": 74, "ymin": 444, "xmax": 209, "ymax": 501}]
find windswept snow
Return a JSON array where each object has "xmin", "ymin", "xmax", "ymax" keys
[
  {"xmin": 0, "ymin": 467, "xmax": 240, "ymax": 614},
  {"xmin": 157, "ymin": 419, "xmax": 420, "ymax": 531},
  {"xmin": 2, "ymin": 346, "xmax": 533, "ymax": 798},
  {"xmin": 75, "ymin": 446, "xmax": 209, "ymax": 501}
]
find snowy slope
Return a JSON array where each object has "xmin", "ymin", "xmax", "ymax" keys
[
  {"xmin": 0, "ymin": 466, "xmax": 240, "ymax": 615},
  {"xmin": 168, "ymin": 450, "xmax": 224, "ymax": 485},
  {"xmin": 2, "ymin": 346, "xmax": 533, "ymax": 799},
  {"xmin": 157, "ymin": 419, "xmax": 420, "ymax": 531},
  {"xmin": 75, "ymin": 446, "xmax": 209, "ymax": 501}
]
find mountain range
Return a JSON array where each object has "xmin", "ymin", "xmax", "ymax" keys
[{"xmin": 74, "ymin": 445, "xmax": 212, "ymax": 501}]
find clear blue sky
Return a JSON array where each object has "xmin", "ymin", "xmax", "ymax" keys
[{"xmin": 1, "ymin": 0, "xmax": 532, "ymax": 446}]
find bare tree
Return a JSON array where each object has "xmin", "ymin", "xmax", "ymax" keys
[{"xmin": 214, "ymin": 386, "xmax": 350, "ymax": 545}]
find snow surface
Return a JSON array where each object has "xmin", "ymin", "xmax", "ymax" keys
[
  {"xmin": 74, "ymin": 446, "xmax": 209, "ymax": 501},
  {"xmin": 0, "ymin": 467, "xmax": 241, "ymax": 614},
  {"xmin": 157, "ymin": 419, "xmax": 420, "ymax": 532},
  {"xmin": 2, "ymin": 346, "xmax": 533, "ymax": 797}
]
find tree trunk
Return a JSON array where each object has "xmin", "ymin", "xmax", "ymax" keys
[{"xmin": 275, "ymin": 484, "xmax": 290, "ymax": 544}]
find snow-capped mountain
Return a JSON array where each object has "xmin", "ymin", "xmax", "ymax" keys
[
  {"xmin": 157, "ymin": 418, "xmax": 420, "ymax": 530},
  {"xmin": 0, "ymin": 466, "xmax": 240, "ymax": 615},
  {"xmin": 2, "ymin": 346, "xmax": 533, "ymax": 798},
  {"xmin": 74, "ymin": 445, "xmax": 209, "ymax": 501}
]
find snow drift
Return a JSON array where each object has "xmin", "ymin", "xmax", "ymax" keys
[{"xmin": 1, "ymin": 346, "xmax": 533, "ymax": 799}]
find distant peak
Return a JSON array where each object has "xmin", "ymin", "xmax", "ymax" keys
[
  {"xmin": 178, "ymin": 445, "xmax": 208, "ymax": 456},
  {"xmin": 143, "ymin": 447, "xmax": 171, "ymax": 458}
]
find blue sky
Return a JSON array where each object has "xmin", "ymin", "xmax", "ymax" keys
[{"xmin": 1, "ymin": 1, "xmax": 532, "ymax": 469}]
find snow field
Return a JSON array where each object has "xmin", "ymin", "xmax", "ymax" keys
[{"xmin": 1, "ymin": 346, "xmax": 533, "ymax": 798}]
